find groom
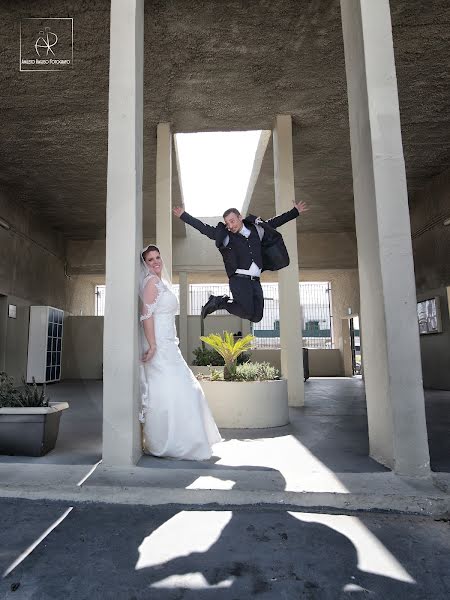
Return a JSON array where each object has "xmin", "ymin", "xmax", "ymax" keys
[{"xmin": 173, "ymin": 201, "xmax": 308, "ymax": 322}]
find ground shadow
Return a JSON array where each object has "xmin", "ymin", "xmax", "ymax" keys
[{"xmin": 2, "ymin": 499, "xmax": 441, "ymax": 599}]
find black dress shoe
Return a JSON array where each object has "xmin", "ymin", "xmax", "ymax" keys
[
  {"xmin": 201, "ymin": 295, "xmax": 229, "ymax": 319},
  {"xmin": 201, "ymin": 295, "xmax": 218, "ymax": 319}
]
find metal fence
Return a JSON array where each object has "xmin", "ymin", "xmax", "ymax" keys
[
  {"xmin": 189, "ymin": 284, "xmax": 230, "ymax": 316},
  {"xmin": 188, "ymin": 281, "xmax": 332, "ymax": 349},
  {"xmin": 95, "ymin": 281, "xmax": 333, "ymax": 349}
]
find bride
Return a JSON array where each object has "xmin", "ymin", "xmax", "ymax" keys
[{"xmin": 139, "ymin": 244, "xmax": 222, "ymax": 460}]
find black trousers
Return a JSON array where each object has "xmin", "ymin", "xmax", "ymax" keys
[{"xmin": 221, "ymin": 275, "xmax": 264, "ymax": 323}]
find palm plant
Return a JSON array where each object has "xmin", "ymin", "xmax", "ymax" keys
[{"xmin": 199, "ymin": 331, "xmax": 254, "ymax": 380}]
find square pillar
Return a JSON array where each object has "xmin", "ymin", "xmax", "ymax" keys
[
  {"xmin": 273, "ymin": 115, "xmax": 305, "ymax": 407},
  {"xmin": 103, "ymin": 0, "xmax": 144, "ymax": 466},
  {"xmin": 178, "ymin": 271, "xmax": 189, "ymax": 360},
  {"xmin": 341, "ymin": 0, "xmax": 430, "ymax": 475},
  {"xmin": 341, "ymin": 318, "xmax": 354, "ymax": 377},
  {"xmin": 156, "ymin": 123, "xmax": 173, "ymax": 281}
]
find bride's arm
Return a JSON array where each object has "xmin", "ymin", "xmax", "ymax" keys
[
  {"xmin": 142, "ymin": 316, "xmax": 156, "ymax": 362},
  {"xmin": 140, "ymin": 276, "xmax": 160, "ymax": 362}
]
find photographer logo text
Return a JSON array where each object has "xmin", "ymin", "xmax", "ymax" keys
[{"xmin": 20, "ymin": 18, "xmax": 73, "ymax": 71}]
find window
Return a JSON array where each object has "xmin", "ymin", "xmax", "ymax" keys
[
  {"xmin": 95, "ymin": 285, "xmax": 105, "ymax": 316},
  {"xmin": 417, "ymin": 297, "xmax": 442, "ymax": 334}
]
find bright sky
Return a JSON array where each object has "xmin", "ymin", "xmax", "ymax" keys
[{"xmin": 175, "ymin": 130, "xmax": 262, "ymax": 217}]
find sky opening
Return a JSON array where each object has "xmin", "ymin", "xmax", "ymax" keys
[{"xmin": 175, "ymin": 130, "xmax": 262, "ymax": 217}]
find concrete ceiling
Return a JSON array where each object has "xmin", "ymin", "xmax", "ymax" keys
[{"xmin": 0, "ymin": 0, "xmax": 449, "ymax": 240}]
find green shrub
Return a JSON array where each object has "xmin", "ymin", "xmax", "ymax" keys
[
  {"xmin": 209, "ymin": 368, "xmax": 223, "ymax": 381},
  {"xmin": 0, "ymin": 372, "xmax": 19, "ymax": 407},
  {"xmin": 192, "ymin": 346, "xmax": 250, "ymax": 367},
  {"xmin": 192, "ymin": 347, "xmax": 225, "ymax": 366},
  {"xmin": 197, "ymin": 362, "xmax": 280, "ymax": 382},
  {"xmin": 0, "ymin": 372, "xmax": 49, "ymax": 408},
  {"xmin": 234, "ymin": 362, "xmax": 280, "ymax": 382}
]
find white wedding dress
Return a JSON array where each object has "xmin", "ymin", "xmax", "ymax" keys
[{"xmin": 139, "ymin": 275, "xmax": 222, "ymax": 460}]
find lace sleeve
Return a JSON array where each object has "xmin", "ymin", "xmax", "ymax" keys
[{"xmin": 140, "ymin": 276, "xmax": 163, "ymax": 321}]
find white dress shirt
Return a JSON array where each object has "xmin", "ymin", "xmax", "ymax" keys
[{"xmin": 232, "ymin": 224, "xmax": 262, "ymax": 277}]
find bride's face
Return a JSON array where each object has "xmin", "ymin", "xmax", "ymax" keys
[{"xmin": 145, "ymin": 250, "xmax": 163, "ymax": 276}]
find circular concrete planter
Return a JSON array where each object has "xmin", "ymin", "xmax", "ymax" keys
[
  {"xmin": 199, "ymin": 379, "xmax": 289, "ymax": 428},
  {"xmin": 0, "ymin": 401, "xmax": 69, "ymax": 456}
]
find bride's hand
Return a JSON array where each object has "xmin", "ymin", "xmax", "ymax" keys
[{"xmin": 142, "ymin": 346, "xmax": 156, "ymax": 362}]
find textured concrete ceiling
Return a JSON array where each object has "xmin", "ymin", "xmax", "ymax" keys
[{"xmin": 0, "ymin": 0, "xmax": 448, "ymax": 240}]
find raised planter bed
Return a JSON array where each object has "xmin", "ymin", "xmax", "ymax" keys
[
  {"xmin": 199, "ymin": 379, "xmax": 288, "ymax": 428},
  {"xmin": 0, "ymin": 402, "xmax": 69, "ymax": 456}
]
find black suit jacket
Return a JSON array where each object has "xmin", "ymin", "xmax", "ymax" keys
[{"xmin": 180, "ymin": 207, "xmax": 299, "ymax": 273}]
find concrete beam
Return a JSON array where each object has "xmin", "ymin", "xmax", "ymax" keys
[{"xmin": 156, "ymin": 123, "xmax": 173, "ymax": 281}]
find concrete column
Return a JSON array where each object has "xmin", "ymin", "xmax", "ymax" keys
[
  {"xmin": 241, "ymin": 319, "xmax": 252, "ymax": 338},
  {"xmin": 273, "ymin": 115, "xmax": 305, "ymax": 407},
  {"xmin": 178, "ymin": 271, "xmax": 189, "ymax": 360},
  {"xmin": 103, "ymin": 0, "xmax": 144, "ymax": 466},
  {"xmin": 341, "ymin": 0, "xmax": 430, "ymax": 475},
  {"xmin": 156, "ymin": 123, "xmax": 173, "ymax": 281},
  {"xmin": 341, "ymin": 318, "xmax": 354, "ymax": 377}
]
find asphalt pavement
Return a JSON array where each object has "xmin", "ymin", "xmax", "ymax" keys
[{"xmin": 1, "ymin": 498, "xmax": 449, "ymax": 599}]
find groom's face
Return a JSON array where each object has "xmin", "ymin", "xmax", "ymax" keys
[{"xmin": 224, "ymin": 212, "xmax": 243, "ymax": 234}]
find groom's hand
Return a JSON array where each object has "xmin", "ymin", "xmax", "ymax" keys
[
  {"xmin": 294, "ymin": 200, "xmax": 308, "ymax": 214},
  {"xmin": 173, "ymin": 206, "xmax": 185, "ymax": 218}
]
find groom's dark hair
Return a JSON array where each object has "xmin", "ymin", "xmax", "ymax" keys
[{"xmin": 223, "ymin": 208, "xmax": 241, "ymax": 219}]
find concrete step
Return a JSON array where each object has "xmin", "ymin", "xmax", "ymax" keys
[{"xmin": 0, "ymin": 481, "xmax": 448, "ymax": 518}]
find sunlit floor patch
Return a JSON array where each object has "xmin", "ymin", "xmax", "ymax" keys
[
  {"xmin": 185, "ymin": 476, "xmax": 235, "ymax": 490},
  {"xmin": 136, "ymin": 511, "xmax": 232, "ymax": 571},
  {"xmin": 216, "ymin": 435, "xmax": 350, "ymax": 493},
  {"xmin": 151, "ymin": 573, "xmax": 234, "ymax": 589},
  {"xmin": 289, "ymin": 512, "xmax": 415, "ymax": 584}
]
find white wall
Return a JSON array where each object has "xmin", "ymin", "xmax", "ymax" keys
[{"xmin": 250, "ymin": 347, "xmax": 344, "ymax": 377}]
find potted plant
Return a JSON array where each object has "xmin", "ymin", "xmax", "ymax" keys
[
  {"xmin": 197, "ymin": 332, "xmax": 289, "ymax": 428},
  {"xmin": 0, "ymin": 372, "xmax": 69, "ymax": 456},
  {"xmin": 199, "ymin": 331, "xmax": 254, "ymax": 379},
  {"xmin": 190, "ymin": 340, "xmax": 251, "ymax": 377}
]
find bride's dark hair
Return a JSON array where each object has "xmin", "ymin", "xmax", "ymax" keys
[{"xmin": 142, "ymin": 245, "xmax": 160, "ymax": 261}]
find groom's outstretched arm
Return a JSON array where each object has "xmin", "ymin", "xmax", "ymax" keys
[
  {"xmin": 266, "ymin": 200, "xmax": 309, "ymax": 229},
  {"xmin": 173, "ymin": 206, "xmax": 217, "ymax": 240}
]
